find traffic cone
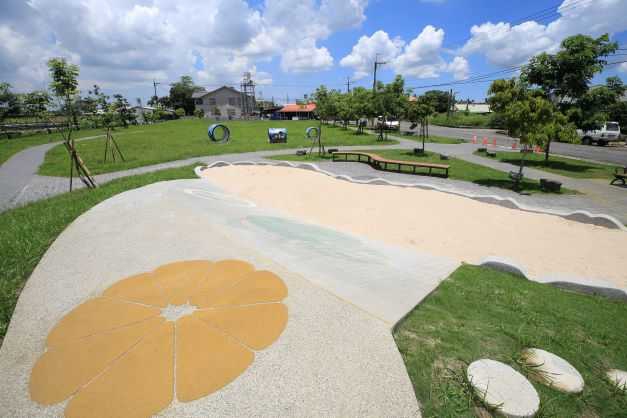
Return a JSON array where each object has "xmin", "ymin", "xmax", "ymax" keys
[
  {"xmin": 482, "ymin": 137, "xmax": 488, "ymax": 145},
  {"xmin": 512, "ymin": 141, "xmax": 518, "ymax": 150},
  {"xmin": 492, "ymin": 138, "xmax": 497, "ymax": 147},
  {"xmin": 472, "ymin": 135, "xmax": 477, "ymax": 144}
]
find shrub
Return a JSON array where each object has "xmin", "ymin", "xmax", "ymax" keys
[
  {"xmin": 175, "ymin": 108, "xmax": 185, "ymax": 118},
  {"xmin": 194, "ymin": 108, "xmax": 204, "ymax": 119}
]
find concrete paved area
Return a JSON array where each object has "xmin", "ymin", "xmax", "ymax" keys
[{"xmin": 0, "ymin": 178, "xmax": 442, "ymax": 417}]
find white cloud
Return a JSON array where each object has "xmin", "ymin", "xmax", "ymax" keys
[
  {"xmin": 393, "ymin": 25, "xmax": 447, "ymax": 78},
  {"xmin": 341, "ymin": 26, "xmax": 470, "ymax": 81},
  {"xmin": 340, "ymin": 31, "xmax": 404, "ymax": 79},
  {"xmin": 462, "ymin": 0, "xmax": 627, "ymax": 67},
  {"xmin": 619, "ymin": 62, "xmax": 627, "ymax": 73},
  {"xmin": 0, "ymin": 0, "xmax": 371, "ymax": 95},
  {"xmin": 281, "ymin": 39, "xmax": 334, "ymax": 73},
  {"xmin": 447, "ymin": 56, "xmax": 470, "ymax": 80}
]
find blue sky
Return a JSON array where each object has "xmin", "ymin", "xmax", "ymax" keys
[{"xmin": 1, "ymin": 0, "xmax": 626, "ymax": 104}]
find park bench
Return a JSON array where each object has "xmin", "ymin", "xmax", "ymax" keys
[
  {"xmin": 331, "ymin": 151, "xmax": 449, "ymax": 177},
  {"xmin": 540, "ymin": 178, "xmax": 562, "ymax": 193},
  {"xmin": 486, "ymin": 150, "xmax": 497, "ymax": 157},
  {"xmin": 611, "ymin": 167, "xmax": 627, "ymax": 186}
]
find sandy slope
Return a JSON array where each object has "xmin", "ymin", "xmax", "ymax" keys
[{"xmin": 201, "ymin": 165, "xmax": 627, "ymax": 289}]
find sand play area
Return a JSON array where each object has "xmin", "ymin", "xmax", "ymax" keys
[{"xmin": 201, "ymin": 164, "xmax": 627, "ymax": 291}]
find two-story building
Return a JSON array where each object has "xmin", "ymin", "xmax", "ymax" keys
[{"xmin": 192, "ymin": 86, "xmax": 254, "ymax": 119}]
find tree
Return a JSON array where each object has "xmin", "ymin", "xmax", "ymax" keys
[
  {"xmin": 47, "ymin": 57, "xmax": 96, "ymax": 190},
  {"xmin": 505, "ymin": 96, "xmax": 575, "ymax": 179},
  {"xmin": 522, "ymin": 34, "xmax": 618, "ymax": 103},
  {"xmin": 169, "ymin": 76, "xmax": 202, "ymax": 115},
  {"xmin": 22, "ymin": 91, "xmax": 51, "ymax": 119},
  {"xmin": 609, "ymin": 101, "xmax": 627, "ymax": 134},
  {"xmin": 335, "ymin": 93, "xmax": 355, "ymax": 128},
  {"xmin": 111, "ymin": 94, "xmax": 134, "ymax": 127},
  {"xmin": 351, "ymin": 87, "xmax": 373, "ymax": 133},
  {"xmin": 0, "ymin": 82, "xmax": 20, "ymax": 121},
  {"xmin": 404, "ymin": 95, "xmax": 435, "ymax": 152},
  {"xmin": 313, "ymin": 85, "xmax": 339, "ymax": 124},
  {"xmin": 423, "ymin": 90, "xmax": 450, "ymax": 114}
]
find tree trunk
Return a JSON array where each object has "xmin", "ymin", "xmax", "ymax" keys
[
  {"xmin": 544, "ymin": 139, "xmax": 552, "ymax": 164},
  {"xmin": 518, "ymin": 145, "xmax": 527, "ymax": 177}
]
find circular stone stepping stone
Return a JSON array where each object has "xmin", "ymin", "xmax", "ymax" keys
[
  {"xmin": 467, "ymin": 359, "xmax": 540, "ymax": 418},
  {"xmin": 607, "ymin": 369, "xmax": 627, "ymax": 391},
  {"xmin": 522, "ymin": 348, "xmax": 584, "ymax": 394}
]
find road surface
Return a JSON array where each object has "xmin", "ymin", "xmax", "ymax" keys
[{"xmin": 424, "ymin": 124, "xmax": 627, "ymax": 166}]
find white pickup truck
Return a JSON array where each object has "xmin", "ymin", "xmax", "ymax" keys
[{"xmin": 578, "ymin": 122, "xmax": 622, "ymax": 146}]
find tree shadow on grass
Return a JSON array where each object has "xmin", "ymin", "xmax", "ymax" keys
[
  {"xmin": 498, "ymin": 156, "xmax": 600, "ymax": 175},
  {"xmin": 473, "ymin": 178, "xmax": 556, "ymax": 194}
]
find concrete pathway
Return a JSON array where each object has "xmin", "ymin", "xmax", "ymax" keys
[
  {"xmin": 0, "ymin": 134, "xmax": 107, "ymax": 211},
  {"xmin": 0, "ymin": 139, "xmax": 414, "ymax": 212},
  {"xmin": 0, "ymin": 179, "xmax": 427, "ymax": 417}
]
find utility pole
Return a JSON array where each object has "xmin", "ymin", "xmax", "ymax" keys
[
  {"xmin": 373, "ymin": 54, "xmax": 388, "ymax": 92},
  {"xmin": 152, "ymin": 80, "xmax": 160, "ymax": 107},
  {"xmin": 447, "ymin": 88, "xmax": 454, "ymax": 119},
  {"xmin": 346, "ymin": 77, "xmax": 352, "ymax": 93}
]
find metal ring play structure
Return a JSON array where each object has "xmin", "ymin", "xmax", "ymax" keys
[
  {"xmin": 306, "ymin": 126, "xmax": 320, "ymax": 140},
  {"xmin": 207, "ymin": 124, "xmax": 231, "ymax": 144}
]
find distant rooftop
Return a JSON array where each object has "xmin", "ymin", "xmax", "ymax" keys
[{"xmin": 278, "ymin": 103, "xmax": 316, "ymax": 113}]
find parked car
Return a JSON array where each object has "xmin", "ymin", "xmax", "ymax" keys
[
  {"xmin": 375, "ymin": 118, "xmax": 400, "ymax": 130},
  {"xmin": 577, "ymin": 122, "xmax": 621, "ymax": 146}
]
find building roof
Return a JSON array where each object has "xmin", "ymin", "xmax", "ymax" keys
[
  {"xmin": 192, "ymin": 86, "xmax": 242, "ymax": 99},
  {"xmin": 278, "ymin": 103, "xmax": 317, "ymax": 113}
]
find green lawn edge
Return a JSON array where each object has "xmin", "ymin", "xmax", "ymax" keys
[
  {"xmin": 473, "ymin": 150, "xmax": 619, "ymax": 180},
  {"xmin": 0, "ymin": 164, "xmax": 200, "ymax": 345},
  {"xmin": 394, "ymin": 264, "xmax": 627, "ymax": 417}
]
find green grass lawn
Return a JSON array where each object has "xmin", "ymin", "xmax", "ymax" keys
[
  {"xmin": 0, "ymin": 127, "xmax": 109, "ymax": 166},
  {"xmin": 394, "ymin": 265, "xmax": 627, "ymax": 417},
  {"xmin": 37, "ymin": 119, "xmax": 397, "ymax": 177},
  {"xmin": 0, "ymin": 164, "xmax": 200, "ymax": 344},
  {"xmin": 270, "ymin": 149, "xmax": 577, "ymax": 194},
  {"xmin": 431, "ymin": 112, "xmax": 498, "ymax": 128},
  {"xmin": 475, "ymin": 150, "xmax": 620, "ymax": 180},
  {"xmin": 402, "ymin": 134, "xmax": 464, "ymax": 144}
]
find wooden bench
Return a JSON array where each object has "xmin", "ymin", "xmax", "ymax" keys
[
  {"xmin": 611, "ymin": 167, "xmax": 627, "ymax": 186},
  {"xmin": 331, "ymin": 151, "xmax": 449, "ymax": 178}
]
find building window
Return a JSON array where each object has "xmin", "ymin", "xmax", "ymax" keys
[
  {"xmin": 228, "ymin": 97, "xmax": 236, "ymax": 106},
  {"xmin": 195, "ymin": 99, "xmax": 203, "ymax": 105},
  {"xmin": 208, "ymin": 98, "xmax": 217, "ymax": 106}
]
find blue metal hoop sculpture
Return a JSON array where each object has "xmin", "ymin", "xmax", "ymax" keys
[
  {"xmin": 305, "ymin": 126, "xmax": 320, "ymax": 140},
  {"xmin": 207, "ymin": 124, "xmax": 230, "ymax": 144}
]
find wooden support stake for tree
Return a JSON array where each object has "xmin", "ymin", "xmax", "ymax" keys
[
  {"xmin": 64, "ymin": 135, "xmax": 97, "ymax": 192},
  {"xmin": 103, "ymin": 127, "xmax": 125, "ymax": 163}
]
